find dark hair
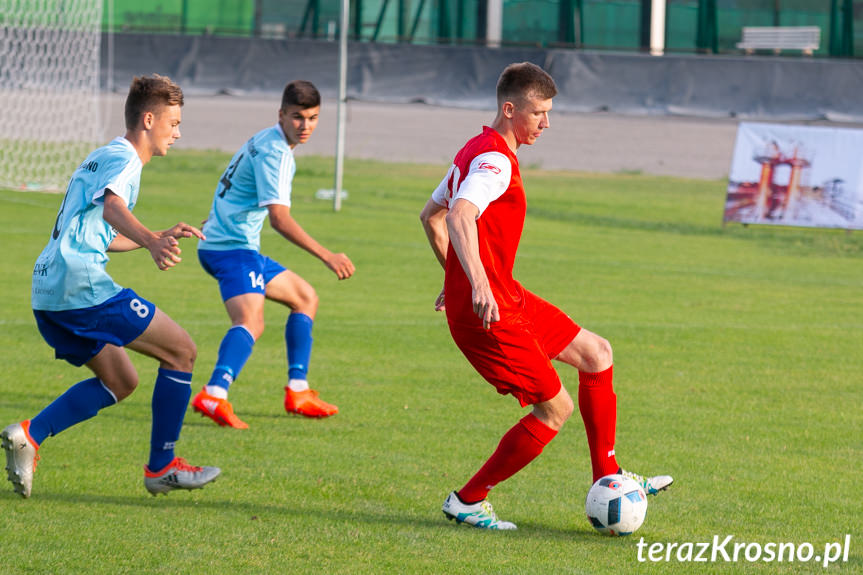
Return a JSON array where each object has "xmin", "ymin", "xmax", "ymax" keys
[
  {"xmin": 281, "ymin": 80, "xmax": 321, "ymax": 110},
  {"xmin": 124, "ymin": 74, "xmax": 184, "ymax": 130},
  {"xmin": 496, "ymin": 62, "xmax": 557, "ymax": 106}
]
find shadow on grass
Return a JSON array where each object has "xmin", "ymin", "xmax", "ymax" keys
[
  {"xmin": 9, "ymin": 489, "xmax": 596, "ymax": 541},
  {"xmin": 0, "ymin": 389, "xmax": 82, "ymax": 415}
]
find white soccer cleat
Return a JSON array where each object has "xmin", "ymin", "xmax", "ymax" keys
[
  {"xmin": 144, "ymin": 456, "xmax": 221, "ymax": 496},
  {"xmin": 1, "ymin": 421, "xmax": 40, "ymax": 499},
  {"xmin": 442, "ymin": 491, "xmax": 517, "ymax": 530},
  {"xmin": 619, "ymin": 468, "xmax": 673, "ymax": 495}
]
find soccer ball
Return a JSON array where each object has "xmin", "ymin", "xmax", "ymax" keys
[{"xmin": 585, "ymin": 474, "xmax": 648, "ymax": 536}]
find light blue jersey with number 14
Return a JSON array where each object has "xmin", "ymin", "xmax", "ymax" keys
[
  {"xmin": 198, "ymin": 124, "xmax": 295, "ymax": 252},
  {"xmin": 32, "ymin": 137, "xmax": 142, "ymax": 311}
]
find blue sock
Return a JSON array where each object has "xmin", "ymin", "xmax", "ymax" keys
[
  {"xmin": 28, "ymin": 378, "xmax": 117, "ymax": 445},
  {"xmin": 207, "ymin": 325, "xmax": 255, "ymax": 391},
  {"xmin": 286, "ymin": 313, "xmax": 314, "ymax": 381},
  {"xmin": 148, "ymin": 368, "xmax": 192, "ymax": 472}
]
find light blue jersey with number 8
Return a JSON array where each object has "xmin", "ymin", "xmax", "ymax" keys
[
  {"xmin": 32, "ymin": 137, "xmax": 142, "ymax": 311},
  {"xmin": 198, "ymin": 124, "xmax": 295, "ymax": 252}
]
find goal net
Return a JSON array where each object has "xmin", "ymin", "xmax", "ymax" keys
[{"xmin": 0, "ymin": 0, "xmax": 102, "ymax": 191}]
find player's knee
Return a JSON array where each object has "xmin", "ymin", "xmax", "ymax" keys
[
  {"xmin": 534, "ymin": 388, "xmax": 574, "ymax": 430},
  {"xmin": 250, "ymin": 323, "xmax": 265, "ymax": 340},
  {"xmin": 585, "ymin": 335, "xmax": 613, "ymax": 371},
  {"xmin": 242, "ymin": 320, "xmax": 265, "ymax": 340},
  {"xmin": 178, "ymin": 340, "xmax": 197, "ymax": 371},
  {"xmin": 105, "ymin": 374, "xmax": 138, "ymax": 401},
  {"xmin": 188, "ymin": 340, "xmax": 198, "ymax": 365},
  {"xmin": 596, "ymin": 336, "xmax": 613, "ymax": 366},
  {"xmin": 165, "ymin": 335, "xmax": 197, "ymax": 372},
  {"xmin": 303, "ymin": 287, "xmax": 319, "ymax": 310},
  {"xmin": 121, "ymin": 375, "xmax": 139, "ymax": 399},
  {"xmin": 294, "ymin": 286, "xmax": 318, "ymax": 316},
  {"xmin": 553, "ymin": 392, "xmax": 574, "ymax": 426},
  {"xmin": 561, "ymin": 392, "xmax": 575, "ymax": 420}
]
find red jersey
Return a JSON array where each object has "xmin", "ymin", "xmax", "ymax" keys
[{"xmin": 431, "ymin": 126, "xmax": 527, "ymax": 328}]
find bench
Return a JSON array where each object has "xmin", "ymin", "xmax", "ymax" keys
[{"xmin": 736, "ymin": 26, "xmax": 820, "ymax": 55}]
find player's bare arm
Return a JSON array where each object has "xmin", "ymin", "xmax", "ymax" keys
[
  {"xmin": 160, "ymin": 222, "xmax": 205, "ymax": 241},
  {"xmin": 106, "ymin": 233, "xmax": 143, "ymax": 253},
  {"xmin": 108, "ymin": 221, "xmax": 205, "ymax": 253},
  {"xmin": 420, "ymin": 198, "xmax": 450, "ymax": 311},
  {"xmin": 267, "ymin": 203, "xmax": 355, "ymax": 280},
  {"xmin": 420, "ymin": 198, "xmax": 449, "ymax": 268},
  {"xmin": 445, "ymin": 198, "xmax": 499, "ymax": 329},
  {"xmin": 102, "ymin": 191, "xmax": 188, "ymax": 270}
]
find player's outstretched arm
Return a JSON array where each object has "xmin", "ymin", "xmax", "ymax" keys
[
  {"xmin": 108, "ymin": 222, "xmax": 204, "ymax": 253},
  {"xmin": 102, "ymin": 191, "xmax": 185, "ymax": 270},
  {"xmin": 267, "ymin": 204, "xmax": 354, "ymax": 280},
  {"xmin": 446, "ymin": 199, "xmax": 499, "ymax": 329},
  {"xmin": 159, "ymin": 222, "xmax": 205, "ymax": 241}
]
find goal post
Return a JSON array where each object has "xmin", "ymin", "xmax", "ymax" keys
[{"xmin": 0, "ymin": 0, "xmax": 103, "ymax": 192}]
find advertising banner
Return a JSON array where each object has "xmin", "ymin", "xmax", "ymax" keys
[{"xmin": 724, "ymin": 123, "xmax": 863, "ymax": 229}]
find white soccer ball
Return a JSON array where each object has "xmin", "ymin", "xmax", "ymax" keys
[{"xmin": 585, "ymin": 474, "xmax": 648, "ymax": 536}]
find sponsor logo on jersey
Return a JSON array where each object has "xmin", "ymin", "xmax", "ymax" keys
[{"xmin": 477, "ymin": 162, "xmax": 501, "ymax": 174}]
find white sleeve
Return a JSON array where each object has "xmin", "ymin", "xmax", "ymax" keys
[
  {"xmin": 97, "ymin": 157, "xmax": 141, "ymax": 205},
  {"xmin": 257, "ymin": 149, "xmax": 293, "ymax": 208},
  {"xmin": 430, "ymin": 165, "xmax": 455, "ymax": 207},
  {"xmin": 451, "ymin": 152, "xmax": 511, "ymax": 217}
]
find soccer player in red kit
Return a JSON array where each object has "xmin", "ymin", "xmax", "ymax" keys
[{"xmin": 420, "ymin": 62, "xmax": 672, "ymax": 530}]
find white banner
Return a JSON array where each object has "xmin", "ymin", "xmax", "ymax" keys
[{"xmin": 724, "ymin": 122, "xmax": 863, "ymax": 229}]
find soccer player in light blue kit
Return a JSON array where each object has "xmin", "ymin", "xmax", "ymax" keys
[
  {"xmin": 194, "ymin": 81, "xmax": 354, "ymax": 428},
  {"xmin": 1, "ymin": 75, "xmax": 220, "ymax": 498}
]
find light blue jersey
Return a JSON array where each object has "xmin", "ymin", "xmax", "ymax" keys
[
  {"xmin": 32, "ymin": 137, "xmax": 142, "ymax": 311},
  {"xmin": 198, "ymin": 124, "xmax": 295, "ymax": 252}
]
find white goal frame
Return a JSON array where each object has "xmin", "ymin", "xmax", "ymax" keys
[{"xmin": 0, "ymin": 0, "xmax": 103, "ymax": 192}]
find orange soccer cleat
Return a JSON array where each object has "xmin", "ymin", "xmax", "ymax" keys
[
  {"xmin": 284, "ymin": 387, "xmax": 338, "ymax": 418},
  {"xmin": 192, "ymin": 388, "xmax": 249, "ymax": 429}
]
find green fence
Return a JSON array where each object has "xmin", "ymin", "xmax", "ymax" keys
[
  {"xmin": 104, "ymin": 0, "xmax": 252, "ymax": 34},
  {"xmin": 101, "ymin": 0, "xmax": 861, "ymax": 57}
]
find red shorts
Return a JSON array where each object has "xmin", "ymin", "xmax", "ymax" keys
[{"xmin": 448, "ymin": 290, "xmax": 581, "ymax": 407}]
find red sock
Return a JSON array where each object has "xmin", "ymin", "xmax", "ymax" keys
[
  {"xmin": 458, "ymin": 413, "xmax": 558, "ymax": 503},
  {"xmin": 578, "ymin": 365, "xmax": 619, "ymax": 481}
]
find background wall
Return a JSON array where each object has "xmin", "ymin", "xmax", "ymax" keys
[{"xmin": 103, "ymin": 33, "xmax": 863, "ymax": 122}]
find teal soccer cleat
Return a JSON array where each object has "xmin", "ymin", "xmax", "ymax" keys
[
  {"xmin": 619, "ymin": 468, "xmax": 673, "ymax": 495},
  {"xmin": 442, "ymin": 491, "xmax": 517, "ymax": 530}
]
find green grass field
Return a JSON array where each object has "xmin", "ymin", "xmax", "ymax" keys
[{"xmin": 0, "ymin": 151, "xmax": 861, "ymax": 574}]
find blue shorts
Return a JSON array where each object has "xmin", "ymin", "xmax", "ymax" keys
[
  {"xmin": 33, "ymin": 288, "xmax": 156, "ymax": 367},
  {"xmin": 198, "ymin": 248, "xmax": 287, "ymax": 301}
]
